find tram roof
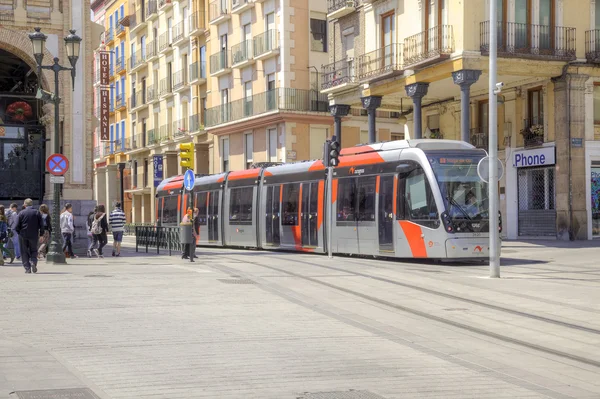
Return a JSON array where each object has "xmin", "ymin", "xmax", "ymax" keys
[
  {"xmin": 340, "ymin": 139, "xmax": 475, "ymax": 156},
  {"xmin": 194, "ymin": 172, "xmax": 227, "ymax": 186},
  {"xmin": 156, "ymin": 175, "xmax": 184, "ymax": 193},
  {"xmin": 264, "ymin": 159, "xmax": 325, "ymax": 176}
]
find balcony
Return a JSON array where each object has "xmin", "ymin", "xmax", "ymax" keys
[
  {"xmin": 470, "ymin": 128, "xmax": 489, "ymax": 150},
  {"xmin": 521, "ymin": 116, "xmax": 544, "ymax": 148},
  {"xmin": 173, "ymin": 118, "xmax": 189, "ymax": 138},
  {"xmin": 129, "ymin": 91, "xmax": 148, "ymax": 112},
  {"xmin": 173, "ymin": 69, "xmax": 188, "ymax": 91},
  {"xmin": 146, "ymin": 0, "xmax": 158, "ymax": 20},
  {"xmin": 404, "ymin": 25, "xmax": 453, "ymax": 69},
  {"xmin": 189, "ymin": 61, "xmax": 207, "ymax": 84},
  {"xmin": 231, "ymin": 0, "xmax": 254, "ymax": 14},
  {"xmin": 147, "ymin": 129, "xmax": 158, "ymax": 145},
  {"xmin": 115, "ymin": 56, "xmax": 126, "ymax": 74},
  {"xmin": 327, "ymin": 0, "xmax": 356, "ymax": 20},
  {"xmin": 173, "ymin": 21, "xmax": 187, "ymax": 46},
  {"xmin": 129, "ymin": 52, "xmax": 148, "ymax": 73},
  {"xmin": 358, "ymin": 43, "xmax": 403, "ymax": 82},
  {"xmin": 480, "ymin": 21, "xmax": 576, "ymax": 61},
  {"xmin": 115, "ymin": 94, "xmax": 127, "ymax": 111},
  {"xmin": 209, "ymin": 0, "xmax": 230, "ymax": 24},
  {"xmin": 146, "ymin": 85, "xmax": 158, "ymax": 103},
  {"xmin": 254, "ymin": 30, "xmax": 279, "ymax": 60},
  {"xmin": 321, "ymin": 57, "xmax": 358, "ymax": 94},
  {"xmin": 210, "ymin": 51, "xmax": 231, "ymax": 76},
  {"xmin": 189, "ymin": 11, "xmax": 206, "ymax": 36},
  {"xmin": 159, "ymin": 124, "xmax": 173, "ymax": 142},
  {"xmin": 189, "ymin": 114, "xmax": 202, "ymax": 133},
  {"xmin": 105, "ymin": 28, "xmax": 114, "ymax": 44},
  {"xmin": 231, "ymin": 40, "xmax": 254, "ymax": 68},
  {"xmin": 586, "ymin": 30, "xmax": 600, "ymax": 63},
  {"xmin": 128, "ymin": 132, "xmax": 149, "ymax": 151},
  {"xmin": 159, "ymin": 31, "xmax": 173, "ymax": 53},
  {"xmin": 146, "ymin": 40, "xmax": 158, "ymax": 61},
  {"xmin": 206, "ymin": 88, "xmax": 328, "ymax": 127},
  {"xmin": 128, "ymin": 12, "xmax": 147, "ymax": 35},
  {"xmin": 158, "ymin": 0, "xmax": 173, "ymax": 11},
  {"xmin": 159, "ymin": 77, "xmax": 173, "ymax": 98},
  {"xmin": 116, "ymin": 23, "xmax": 125, "ymax": 37}
]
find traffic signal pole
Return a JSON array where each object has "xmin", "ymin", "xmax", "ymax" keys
[{"xmin": 325, "ymin": 137, "xmax": 340, "ymax": 259}]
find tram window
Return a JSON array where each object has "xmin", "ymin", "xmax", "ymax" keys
[
  {"xmin": 161, "ymin": 195, "xmax": 179, "ymax": 225},
  {"xmin": 397, "ymin": 167, "xmax": 440, "ymax": 228},
  {"xmin": 229, "ymin": 187, "xmax": 254, "ymax": 225},
  {"xmin": 195, "ymin": 192, "xmax": 208, "ymax": 225},
  {"xmin": 357, "ymin": 176, "xmax": 376, "ymax": 222},
  {"xmin": 282, "ymin": 183, "xmax": 300, "ymax": 226},
  {"xmin": 337, "ymin": 178, "xmax": 356, "ymax": 222}
]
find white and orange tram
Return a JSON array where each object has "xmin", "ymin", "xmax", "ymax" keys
[{"xmin": 155, "ymin": 139, "xmax": 501, "ymax": 260}]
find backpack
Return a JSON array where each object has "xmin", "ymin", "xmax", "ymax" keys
[{"xmin": 91, "ymin": 213, "xmax": 105, "ymax": 235}]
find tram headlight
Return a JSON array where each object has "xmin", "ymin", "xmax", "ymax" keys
[{"xmin": 441, "ymin": 211, "xmax": 454, "ymax": 233}]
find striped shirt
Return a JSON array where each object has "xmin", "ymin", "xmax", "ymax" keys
[{"xmin": 109, "ymin": 208, "xmax": 126, "ymax": 232}]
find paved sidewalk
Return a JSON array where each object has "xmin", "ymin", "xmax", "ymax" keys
[{"xmin": 0, "ymin": 239, "xmax": 598, "ymax": 398}]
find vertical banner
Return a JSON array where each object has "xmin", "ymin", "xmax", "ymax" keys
[
  {"xmin": 153, "ymin": 155, "xmax": 163, "ymax": 187},
  {"xmin": 100, "ymin": 52, "xmax": 110, "ymax": 86},
  {"xmin": 100, "ymin": 89, "xmax": 110, "ymax": 141}
]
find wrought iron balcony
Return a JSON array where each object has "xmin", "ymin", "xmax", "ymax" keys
[
  {"xmin": 115, "ymin": 94, "xmax": 127, "ymax": 110},
  {"xmin": 231, "ymin": 40, "xmax": 253, "ymax": 66},
  {"xmin": 115, "ymin": 57, "xmax": 126, "ymax": 74},
  {"xmin": 189, "ymin": 11, "xmax": 206, "ymax": 35},
  {"xmin": 159, "ymin": 77, "xmax": 173, "ymax": 97},
  {"xmin": 480, "ymin": 21, "xmax": 576, "ymax": 61},
  {"xmin": 105, "ymin": 28, "xmax": 114, "ymax": 43},
  {"xmin": 469, "ymin": 128, "xmax": 489, "ymax": 149},
  {"xmin": 321, "ymin": 57, "xmax": 357, "ymax": 92},
  {"xmin": 209, "ymin": 0, "xmax": 230, "ymax": 23},
  {"xmin": 586, "ymin": 30, "xmax": 600, "ymax": 63},
  {"xmin": 127, "ymin": 173, "xmax": 150, "ymax": 189},
  {"xmin": 147, "ymin": 129, "xmax": 158, "ymax": 145},
  {"xmin": 210, "ymin": 51, "xmax": 230, "ymax": 76},
  {"xmin": 327, "ymin": 0, "xmax": 356, "ymax": 19},
  {"xmin": 159, "ymin": 31, "xmax": 172, "ymax": 52},
  {"xmin": 158, "ymin": 0, "xmax": 173, "ymax": 10},
  {"xmin": 129, "ymin": 91, "xmax": 147, "ymax": 110},
  {"xmin": 254, "ymin": 30, "xmax": 279, "ymax": 60},
  {"xmin": 146, "ymin": 40, "xmax": 157, "ymax": 59},
  {"xmin": 146, "ymin": 0, "xmax": 158, "ymax": 19},
  {"xmin": 206, "ymin": 88, "xmax": 328, "ymax": 127},
  {"xmin": 358, "ymin": 43, "xmax": 403, "ymax": 81},
  {"xmin": 159, "ymin": 124, "xmax": 172, "ymax": 142},
  {"xmin": 173, "ymin": 69, "xmax": 187, "ymax": 90},
  {"xmin": 189, "ymin": 114, "xmax": 202, "ymax": 132},
  {"xmin": 522, "ymin": 116, "xmax": 544, "ymax": 148},
  {"xmin": 116, "ymin": 23, "xmax": 125, "ymax": 36},
  {"xmin": 129, "ymin": 52, "xmax": 147, "ymax": 70},
  {"xmin": 404, "ymin": 25, "xmax": 453, "ymax": 68},
  {"xmin": 173, "ymin": 21, "xmax": 185, "ymax": 44},
  {"xmin": 173, "ymin": 118, "xmax": 188, "ymax": 137}
]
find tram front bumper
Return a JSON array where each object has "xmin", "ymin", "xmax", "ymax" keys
[{"xmin": 445, "ymin": 237, "xmax": 500, "ymax": 259}]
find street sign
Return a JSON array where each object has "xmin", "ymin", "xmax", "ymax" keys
[
  {"xmin": 49, "ymin": 175, "xmax": 65, "ymax": 184},
  {"xmin": 153, "ymin": 155, "xmax": 163, "ymax": 187},
  {"xmin": 183, "ymin": 169, "xmax": 195, "ymax": 191},
  {"xmin": 477, "ymin": 156, "xmax": 504, "ymax": 183},
  {"xmin": 46, "ymin": 153, "xmax": 69, "ymax": 176}
]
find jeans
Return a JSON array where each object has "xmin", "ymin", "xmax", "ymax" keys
[
  {"xmin": 19, "ymin": 236, "xmax": 38, "ymax": 270},
  {"xmin": 11, "ymin": 233, "xmax": 20, "ymax": 258},
  {"xmin": 90, "ymin": 233, "xmax": 108, "ymax": 255},
  {"xmin": 62, "ymin": 233, "xmax": 74, "ymax": 257}
]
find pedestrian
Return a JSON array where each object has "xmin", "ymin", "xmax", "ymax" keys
[
  {"xmin": 60, "ymin": 203, "xmax": 77, "ymax": 259},
  {"xmin": 109, "ymin": 201, "xmax": 126, "ymax": 257},
  {"xmin": 86, "ymin": 207, "xmax": 97, "ymax": 258},
  {"xmin": 181, "ymin": 208, "xmax": 193, "ymax": 259},
  {"xmin": 0, "ymin": 205, "xmax": 15, "ymax": 265},
  {"xmin": 89, "ymin": 204, "xmax": 109, "ymax": 258},
  {"xmin": 37, "ymin": 204, "xmax": 52, "ymax": 259},
  {"xmin": 15, "ymin": 198, "xmax": 44, "ymax": 273},
  {"xmin": 6, "ymin": 203, "xmax": 20, "ymax": 260}
]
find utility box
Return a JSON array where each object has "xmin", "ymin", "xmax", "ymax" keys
[{"xmin": 179, "ymin": 223, "xmax": 193, "ymax": 244}]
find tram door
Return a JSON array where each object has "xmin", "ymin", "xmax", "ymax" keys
[
  {"xmin": 207, "ymin": 191, "xmax": 220, "ymax": 242},
  {"xmin": 301, "ymin": 182, "xmax": 319, "ymax": 247},
  {"xmin": 265, "ymin": 185, "xmax": 281, "ymax": 246},
  {"xmin": 378, "ymin": 175, "xmax": 395, "ymax": 252}
]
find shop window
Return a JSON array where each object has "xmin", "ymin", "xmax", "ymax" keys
[
  {"xmin": 357, "ymin": 176, "xmax": 376, "ymax": 222},
  {"xmin": 229, "ymin": 187, "xmax": 253, "ymax": 225},
  {"xmin": 195, "ymin": 191, "xmax": 208, "ymax": 225},
  {"xmin": 337, "ymin": 178, "xmax": 356, "ymax": 223},
  {"xmin": 397, "ymin": 166, "xmax": 439, "ymax": 228},
  {"xmin": 282, "ymin": 183, "xmax": 300, "ymax": 225}
]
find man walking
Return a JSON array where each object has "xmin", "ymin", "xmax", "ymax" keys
[
  {"xmin": 15, "ymin": 198, "xmax": 43, "ymax": 273},
  {"xmin": 109, "ymin": 202, "xmax": 126, "ymax": 257},
  {"xmin": 6, "ymin": 203, "xmax": 20, "ymax": 260},
  {"xmin": 60, "ymin": 203, "xmax": 77, "ymax": 258}
]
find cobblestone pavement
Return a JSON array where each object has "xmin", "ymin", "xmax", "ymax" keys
[{"xmin": 0, "ymin": 239, "xmax": 599, "ymax": 399}]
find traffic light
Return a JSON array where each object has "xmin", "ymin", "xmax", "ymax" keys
[
  {"xmin": 328, "ymin": 138, "xmax": 340, "ymax": 167},
  {"xmin": 179, "ymin": 143, "xmax": 194, "ymax": 169}
]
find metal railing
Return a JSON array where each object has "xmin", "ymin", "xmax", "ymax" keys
[
  {"xmin": 174, "ymin": 118, "xmax": 188, "ymax": 137},
  {"xmin": 124, "ymin": 223, "xmax": 154, "ymax": 236},
  {"xmin": 146, "ymin": 40, "xmax": 157, "ymax": 58},
  {"xmin": 210, "ymin": 51, "xmax": 229, "ymax": 73},
  {"xmin": 135, "ymin": 226, "xmax": 182, "ymax": 255},
  {"xmin": 470, "ymin": 128, "xmax": 489, "ymax": 149},
  {"xmin": 147, "ymin": 85, "xmax": 157, "ymax": 102},
  {"xmin": 327, "ymin": 0, "xmax": 356, "ymax": 14},
  {"xmin": 189, "ymin": 114, "xmax": 201, "ymax": 132},
  {"xmin": 129, "ymin": 52, "xmax": 146, "ymax": 69},
  {"xmin": 209, "ymin": 0, "xmax": 228, "ymax": 21},
  {"xmin": 522, "ymin": 116, "xmax": 544, "ymax": 148},
  {"xmin": 190, "ymin": 11, "xmax": 206, "ymax": 32},
  {"xmin": 94, "ymin": 145, "xmax": 101, "ymax": 159},
  {"xmin": 173, "ymin": 20, "xmax": 185, "ymax": 42},
  {"xmin": 115, "ymin": 94, "xmax": 126, "ymax": 109},
  {"xmin": 126, "ymin": 173, "xmax": 149, "ymax": 189},
  {"xmin": 189, "ymin": 61, "xmax": 206, "ymax": 81},
  {"xmin": 146, "ymin": 0, "xmax": 158, "ymax": 18},
  {"xmin": 586, "ymin": 30, "xmax": 600, "ymax": 62},
  {"xmin": 321, "ymin": 57, "xmax": 355, "ymax": 90},
  {"xmin": 158, "ymin": 0, "xmax": 172, "ymax": 8},
  {"xmin": 231, "ymin": 40, "xmax": 252, "ymax": 65},
  {"xmin": 129, "ymin": 132, "xmax": 147, "ymax": 149},
  {"xmin": 358, "ymin": 43, "xmax": 402, "ymax": 80},
  {"xmin": 206, "ymin": 88, "xmax": 328, "ymax": 127},
  {"xmin": 116, "ymin": 23, "xmax": 125, "ymax": 35},
  {"xmin": 232, "ymin": 0, "xmax": 253, "ymax": 10},
  {"xmin": 105, "ymin": 28, "xmax": 114, "ymax": 42},
  {"xmin": 159, "ymin": 31, "xmax": 172, "ymax": 51},
  {"xmin": 115, "ymin": 56, "xmax": 125, "ymax": 73},
  {"xmin": 147, "ymin": 129, "xmax": 158, "ymax": 144},
  {"xmin": 159, "ymin": 77, "xmax": 172, "ymax": 96},
  {"xmin": 480, "ymin": 21, "xmax": 576, "ymax": 60},
  {"xmin": 173, "ymin": 69, "xmax": 186, "ymax": 90},
  {"xmin": 254, "ymin": 30, "xmax": 278, "ymax": 57},
  {"xmin": 404, "ymin": 25, "xmax": 453, "ymax": 67},
  {"xmin": 159, "ymin": 124, "xmax": 172, "ymax": 141}
]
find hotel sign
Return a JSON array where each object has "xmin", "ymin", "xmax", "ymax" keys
[
  {"xmin": 100, "ymin": 52, "xmax": 110, "ymax": 85},
  {"xmin": 100, "ymin": 89, "xmax": 110, "ymax": 141}
]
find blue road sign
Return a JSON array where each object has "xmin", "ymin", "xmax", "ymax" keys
[{"xmin": 184, "ymin": 169, "xmax": 195, "ymax": 191}]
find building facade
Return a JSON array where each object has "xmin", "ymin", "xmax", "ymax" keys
[
  {"xmin": 0, "ymin": 0, "xmax": 98, "ymax": 236},
  {"xmin": 323, "ymin": 0, "xmax": 600, "ymax": 240}
]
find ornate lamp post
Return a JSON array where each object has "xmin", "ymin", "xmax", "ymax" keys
[{"xmin": 29, "ymin": 27, "xmax": 81, "ymax": 264}]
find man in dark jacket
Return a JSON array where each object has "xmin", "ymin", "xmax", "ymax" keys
[{"xmin": 15, "ymin": 198, "xmax": 43, "ymax": 273}]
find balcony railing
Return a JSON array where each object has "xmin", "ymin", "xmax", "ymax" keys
[
  {"xmin": 173, "ymin": 21, "xmax": 185, "ymax": 42},
  {"xmin": 210, "ymin": 51, "xmax": 229, "ymax": 73},
  {"xmin": 209, "ymin": 0, "xmax": 228, "ymax": 22},
  {"xmin": 480, "ymin": 21, "xmax": 576, "ymax": 60},
  {"xmin": 158, "ymin": 0, "xmax": 172, "ymax": 9},
  {"xmin": 327, "ymin": 0, "xmax": 356, "ymax": 15},
  {"xmin": 159, "ymin": 124, "xmax": 172, "ymax": 142},
  {"xmin": 115, "ymin": 57, "xmax": 125, "ymax": 73},
  {"xmin": 130, "ymin": 90, "xmax": 147, "ymax": 109},
  {"xmin": 206, "ymin": 88, "xmax": 328, "ymax": 127},
  {"xmin": 159, "ymin": 31, "xmax": 172, "ymax": 51},
  {"xmin": 470, "ymin": 128, "xmax": 489, "ymax": 150},
  {"xmin": 231, "ymin": 40, "xmax": 253, "ymax": 65},
  {"xmin": 404, "ymin": 25, "xmax": 453, "ymax": 67},
  {"xmin": 129, "ymin": 52, "xmax": 146, "ymax": 69},
  {"xmin": 358, "ymin": 43, "xmax": 403, "ymax": 80},
  {"xmin": 115, "ymin": 94, "xmax": 126, "ymax": 109},
  {"xmin": 189, "ymin": 11, "xmax": 206, "ymax": 33},
  {"xmin": 147, "ymin": 129, "xmax": 158, "ymax": 145},
  {"xmin": 159, "ymin": 77, "xmax": 172, "ymax": 96},
  {"xmin": 146, "ymin": 0, "xmax": 158, "ymax": 18},
  {"xmin": 105, "ymin": 28, "xmax": 114, "ymax": 43},
  {"xmin": 146, "ymin": 40, "xmax": 157, "ymax": 59},
  {"xmin": 189, "ymin": 61, "xmax": 206, "ymax": 81},
  {"xmin": 173, "ymin": 69, "xmax": 187, "ymax": 90},
  {"xmin": 147, "ymin": 85, "xmax": 157, "ymax": 102},
  {"xmin": 116, "ymin": 23, "xmax": 125, "ymax": 35},
  {"xmin": 189, "ymin": 114, "xmax": 201, "ymax": 132},
  {"xmin": 254, "ymin": 30, "xmax": 278, "ymax": 57},
  {"xmin": 321, "ymin": 57, "xmax": 356, "ymax": 90},
  {"xmin": 174, "ymin": 118, "xmax": 188, "ymax": 137},
  {"xmin": 586, "ymin": 30, "xmax": 600, "ymax": 62},
  {"xmin": 522, "ymin": 116, "xmax": 544, "ymax": 148}
]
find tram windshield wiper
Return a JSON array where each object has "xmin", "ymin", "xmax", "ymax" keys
[{"xmin": 446, "ymin": 196, "xmax": 472, "ymax": 221}]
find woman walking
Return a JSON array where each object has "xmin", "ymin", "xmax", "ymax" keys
[
  {"xmin": 0, "ymin": 205, "xmax": 15, "ymax": 265},
  {"xmin": 89, "ymin": 204, "xmax": 109, "ymax": 258},
  {"xmin": 37, "ymin": 204, "xmax": 51, "ymax": 259},
  {"xmin": 86, "ymin": 207, "xmax": 97, "ymax": 258}
]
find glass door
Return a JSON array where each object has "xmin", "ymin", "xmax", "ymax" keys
[
  {"xmin": 514, "ymin": 0, "xmax": 529, "ymax": 51},
  {"xmin": 301, "ymin": 182, "xmax": 319, "ymax": 247},
  {"xmin": 538, "ymin": 0, "xmax": 554, "ymax": 53},
  {"xmin": 381, "ymin": 12, "xmax": 394, "ymax": 69},
  {"xmin": 378, "ymin": 176, "xmax": 395, "ymax": 252},
  {"xmin": 265, "ymin": 185, "xmax": 281, "ymax": 245},
  {"xmin": 208, "ymin": 191, "xmax": 220, "ymax": 242}
]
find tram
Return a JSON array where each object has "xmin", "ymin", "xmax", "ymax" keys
[{"xmin": 155, "ymin": 139, "xmax": 501, "ymax": 260}]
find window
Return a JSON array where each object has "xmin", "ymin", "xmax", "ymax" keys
[
  {"xmin": 222, "ymin": 137, "xmax": 229, "ymax": 172},
  {"xmin": 597, "ymin": 0, "xmax": 600, "ymax": 29},
  {"xmin": 115, "ymin": 122, "xmax": 120, "ymax": 147},
  {"xmin": 594, "ymin": 84, "xmax": 600, "ymax": 124},
  {"xmin": 120, "ymin": 42, "xmax": 125, "ymax": 65},
  {"xmin": 282, "ymin": 183, "xmax": 300, "ymax": 225},
  {"xmin": 266, "ymin": 74, "xmax": 276, "ymax": 110},
  {"xmin": 200, "ymin": 46, "xmax": 206, "ymax": 78},
  {"xmin": 201, "ymin": 97, "xmax": 207, "ymax": 125},
  {"xmin": 528, "ymin": 88, "xmax": 543, "ymax": 125},
  {"xmin": 119, "ymin": 4, "xmax": 124, "ymax": 22},
  {"xmin": 161, "ymin": 195, "xmax": 179, "ymax": 225},
  {"xmin": 268, "ymin": 128, "xmax": 277, "ymax": 161},
  {"xmin": 110, "ymin": 124, "xmax": 114, "ymax": 152},
  {"xmin": 337, "ymin": 178, "xmax": 356, "ymax": 222},
  {"xmin": 140, "ymin": 36, "xmax": 146, "ymax": 58},
  {"xmin": 120, "ymin": 120, "xmax": 125, "ymax": 149},
  {"xmin": 245, "ymin": 133, "xmax": 253, "ymax": 169},
  {"xmin": 310, "ymin": 18, "xmax": 327, "ymax": 52},
  {"xmin": 381, "ymin": 12, "xmax": 394, "ymax": 67},
  {"xmin": 195, "ymin": 191, "xmax": 208, "ymax": 225},
  {"xmin": 244, "ymin": 81, "xmax": 252, "ymax": 117},
  {"xmin": 397, "ymin": 165, "xmax": 439, "ymax": 228},
  {"xmin": 168, "ymin": 17, "xmax": 173, "ymax": 42},
  {"xmin": 357, "ymin": 176, "xmax": 376, "ymax": 222},
  {"xmin": 229, "ymin": 187, "xmax": 253, "ymax": 225}
]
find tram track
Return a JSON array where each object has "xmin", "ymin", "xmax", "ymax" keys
[{"xmin": 216, "ymin": 253, "xmax": 600, "ymax": 369}]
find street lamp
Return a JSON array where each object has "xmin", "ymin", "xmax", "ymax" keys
[{"xmin": 29, "ymin": 27, "xmax": 81, "ymax": 264}]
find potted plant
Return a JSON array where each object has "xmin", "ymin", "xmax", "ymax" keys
[{"xmin": 520, "ymin": 123, "xmax": 544, "ymax": 146}]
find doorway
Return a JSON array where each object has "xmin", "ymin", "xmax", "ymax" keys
[
  {"xmin": 378, "ymin": 175, "xmax": 394, "ymax": 252},
  {"xmin": 208, "ymin": 190, "xmax": 220, "ymax": 242},
  {"xmin": 265, "ymin": 185, "xmax": 281, "ymax": 245},
  {"xmin": 301, "ymin": 182, "xmax": 319, "ymax": 247}
]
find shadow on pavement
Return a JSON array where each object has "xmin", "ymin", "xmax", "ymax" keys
[{"xmin": 503, "ymin": 239, "xmax": 600, "ymax": 249}]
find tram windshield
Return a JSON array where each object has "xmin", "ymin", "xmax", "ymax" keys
[{"xmin": 427, "ymin": 152, "xmax": 489, "ymax": 222}]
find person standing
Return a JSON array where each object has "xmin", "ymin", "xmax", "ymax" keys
[
  {"xmin": 181, "ymin": 208, "xmax": 193, "ymax": 259},
  {"xmin": 109, "ymin": 202, "xmax": 126, "ymax": 257},
  {"xmin": 37, "ymin": 204, "xmax": 52, "ymax": 259},
  {"xmin": 60, "ymin": 203, "xmax": 77, "ymax": 259},
  {"xmin": 0, "ymin": 205, "xmax": 15, "ymax": 265},
  {"xmin": 7, "ymin": 203, "xmax": 20, "ymax": 260},
  {"xmin": 15, "ymin": 198, "xmax": 43, "ymax": 273},
  {"xmin": 86, "ymin": 207, "xmax": 97, "ymax": 258},
  {"xmin": 90, "ymin": 204, "xmax": 109, "ymax": 258}
]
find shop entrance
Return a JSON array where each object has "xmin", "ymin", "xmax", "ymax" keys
[{"xmin": 517, "ymin": 166, "xmax": 556, "ymax": 236}]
